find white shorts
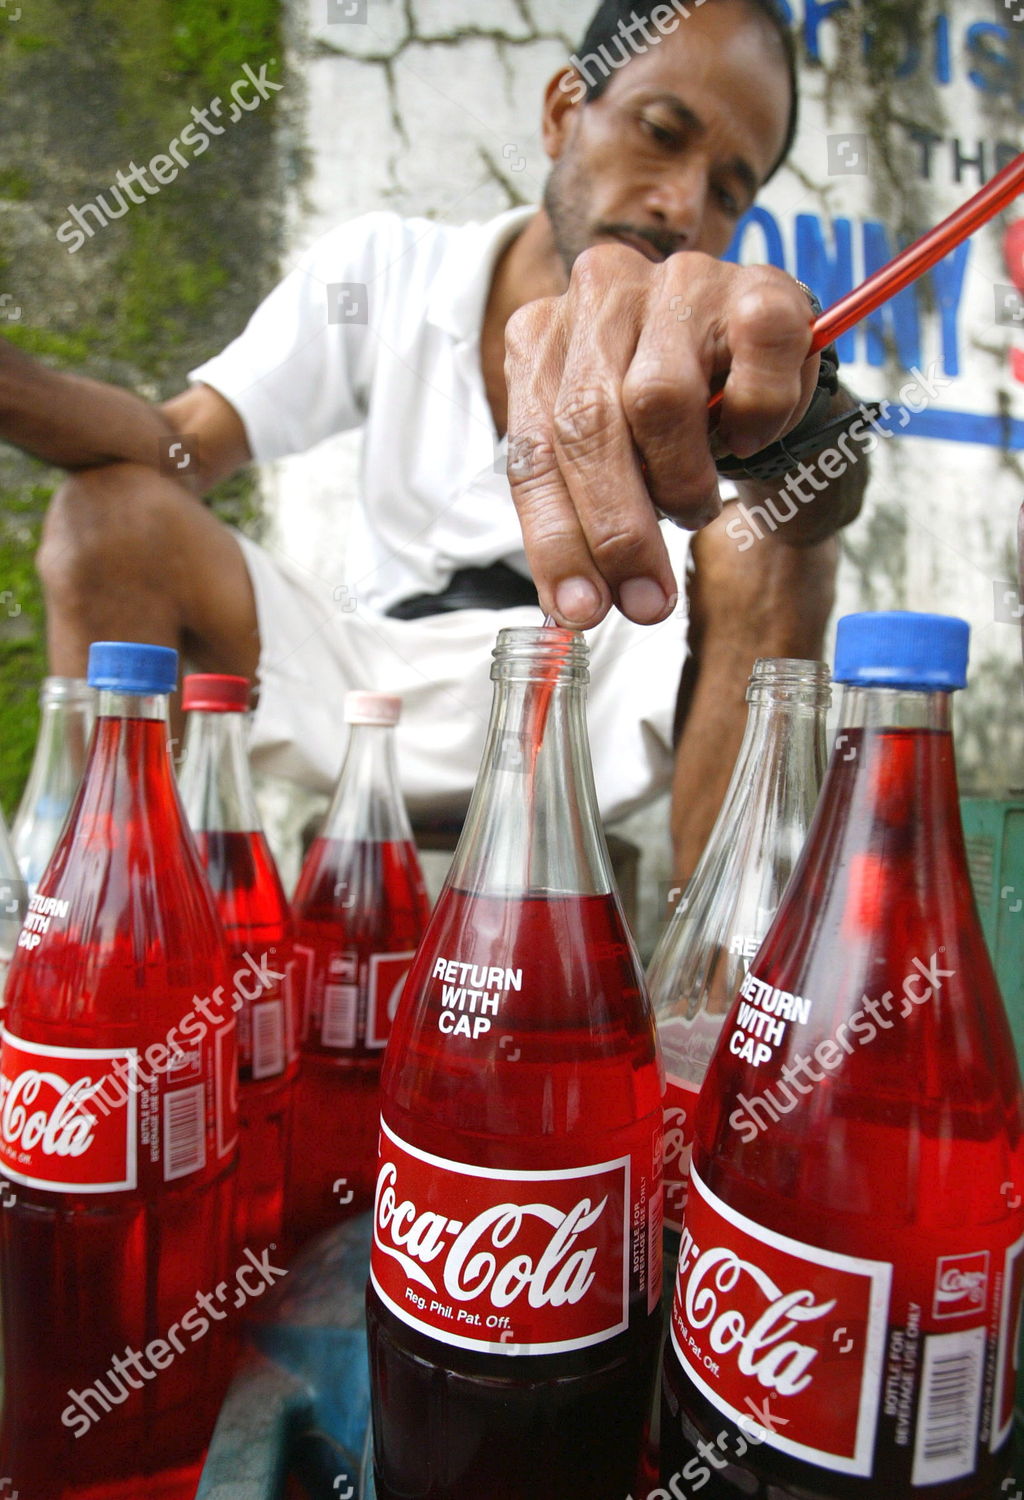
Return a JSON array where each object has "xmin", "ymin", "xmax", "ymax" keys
[{"xmin": 235, "ymin": 532, "xmax": 692, "ymax": 827}]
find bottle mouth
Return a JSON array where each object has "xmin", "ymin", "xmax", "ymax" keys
[
  {"xmin": 40, "ymin": 677, "xmax": 98, "ymax": 704},
  {"xmin": 746, "ymin": 658, "xmax": 832, "ymax": 708},
  {"xmin": 491, "ymin": 627, "xmax": 590, "ymax": 683}
]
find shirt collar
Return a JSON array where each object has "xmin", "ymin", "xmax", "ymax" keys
[{"xmin": 426, "ymin": 206, "xmax": 536, "ymax": 344}]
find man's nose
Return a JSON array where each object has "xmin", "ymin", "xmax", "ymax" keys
[{"xmin": 643, "ymin": 165, "xmax": 706, "ymax": 248}]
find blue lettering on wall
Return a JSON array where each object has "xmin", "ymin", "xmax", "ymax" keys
[
  {"xmin": 780, "ymin": 2, "xmax": 1023, "ymax": 109},
  {"xmin": 862, "ymin": 222, "xmax": 922, "ymax": 371},
  {"xmin": 794, "ymin": 215, "xmax": 856, "ymax": 364},
  {"xmin": 724, "ymin": 208, "xmax": 1020, "ymax": 450}
]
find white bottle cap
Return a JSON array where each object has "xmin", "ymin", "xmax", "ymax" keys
[{"xmin": 344, "ymin": 691, "xmax": 402, "ymax": 726}]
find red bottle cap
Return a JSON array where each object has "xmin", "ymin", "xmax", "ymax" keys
[
  {"xmin": 344, "ymin": 691, "xmax": 402, "ymax": 726},
  {"xmin": 182, "ymin": 674, "xmax": 251, "ymax": 712}
]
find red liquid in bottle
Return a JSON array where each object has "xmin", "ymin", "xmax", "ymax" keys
[
  {"xmin": 287, "ymin": 836, "xmax": 429, "ymax": 1250},
  {"xmin": 0, "ymin": 714, "xmax": 238, "ymax": 1500},
  {"xmin": 194, "ymin": 828, "xmax": 296, "ymax": 1252},
  {"xmin": 661, "ymin": 724, "xmax": 1024, "ymax": 1499},
  {"xmin": 367, "ymin": 887, "xmax": 663, "ymax": 1500}
]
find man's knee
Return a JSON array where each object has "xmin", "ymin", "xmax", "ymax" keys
[{"xmin": 38, "ymin": 463, "xmax": 193, "ymax": 602}]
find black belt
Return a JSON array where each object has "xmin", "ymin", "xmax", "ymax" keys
[{"xmin": 386, "ymin": 562, "xmax": 539, "ymax": 620}]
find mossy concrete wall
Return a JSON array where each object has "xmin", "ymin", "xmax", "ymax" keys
[{"xmin": 0, "ymin": 0, "xmax": 287, "ymax": 814}]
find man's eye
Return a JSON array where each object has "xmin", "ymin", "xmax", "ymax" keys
[
  {"xmin": 640, "ymin": 116, "xmax": 678, "ymax": 148},
  {"xmin": 714, "ymin": 186, "xmax": 742, "ymax": 217}
]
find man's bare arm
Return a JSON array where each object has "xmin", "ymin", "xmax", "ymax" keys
[
  {"xmin": 727, "ymin": 386, "xmax": 867, "ymax": 549},
  {"xmin": 0, "ymin": 335, "xmax": 250, "ymax": 493},
  {"xmin": 670, "ymin": 519, "xmax": 839, "ymax": 885}
]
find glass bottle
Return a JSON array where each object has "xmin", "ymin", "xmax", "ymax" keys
[
  {"xmin": 178, "ymin": 672, "xmax": 296, "ymax": 1253},
  {"xmin": 287, "ymin": 691, "xmax": 430, "ymax": 1252},
  {"xmin": 0, "ymin": 802, "xmax": 26, "ymax": 1009},
  {"xmin": 12, "ymin": 675, "xmax": 96, "ymax": 897},
  {"xmin": 661, "ymin": 613, "xmax": 1024, "ymax": 1500},
  {"xmin": 0, "ymin": 642, "xmax": 238, "ymax": 1500},
  {"xmin": 648, "ymin": 659, "xmax": 829, "ymax": 1262},
  {"xmin": 367, "ymin": 627, "xmax": 663, "ymax": 1500}
]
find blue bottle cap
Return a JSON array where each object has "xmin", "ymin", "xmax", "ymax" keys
[
  {"xmin": 834, "ymin": 612, "xmax": 969, "ymax": 691},
  {"xmin": 87, "ymin": 641, "xmax": 179, "ymax": 695}
]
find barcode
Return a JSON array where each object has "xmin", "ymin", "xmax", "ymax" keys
[
  {"xmin": 912, "ymin": 1328, "xmax": 985, "ymax": 1485},
  {"xmin": 252, "ymin": 999, "xmax": 285, "ymax": 1079},
  {"xmin": 163, "ymin": 1084, "xmax": 206, "ymax": 1182},
  {"xmin": 322, "ymin": 983, "xmax": 358, "ymax": 1049}
]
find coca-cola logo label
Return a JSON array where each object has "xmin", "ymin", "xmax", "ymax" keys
[
  {"xmin": 366, "ymin": 951, "xmax": 416, "ymax": 1049},
  {"xmin": 0, "ymin": 1033, "xmax": 138, "ymax": 1192},
  {"xmin": 670, "ymin": 1165, "xmax": 892, "ymax": 1476},
  {"xmin": 933, "ymin": 1252, "xmax": 989, "ymax": 1320},
  {"xmin": 370, "ymin": 1119, "xmax": 630, "ymax": 1355},
  {"xmin": 663, "ymin": 1074, "xmax": 700, "ymax": 1233}
]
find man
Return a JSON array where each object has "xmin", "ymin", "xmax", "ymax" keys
[{"xmin": 0, "ymin": 0, "xmax": 864, "ymax": 877}]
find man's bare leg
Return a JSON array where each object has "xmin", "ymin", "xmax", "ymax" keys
[
  {"xmin": 37, "ymin": 462, "xmax": 261, "ymax": 719},
  {"xmin": 671, "ymin": 514, "xmax": 838, "ymax": 884}
]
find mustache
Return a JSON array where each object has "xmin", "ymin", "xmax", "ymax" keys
[{"xmin": 599, "ymin": 223, "xmax": 684, "ymax": 260}]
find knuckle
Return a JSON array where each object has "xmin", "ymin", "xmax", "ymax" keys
[
  {"xmin": 504, "ymin": 299, "xmax": 556, "ymax": 359},
  {"xmin": 552, "ymin": 386, "xmax": 618, "ymax": 456},
  {"xmin": 622, "ymin": 369, "xmax": 692, "ymax": 430},
  {"xmin": 569, "ymin": 242, "xmax": 638, "ymax": 295},
  {"xmin": 505, "ymin": 430, "xmax": 556, "ymax": 486},
  {"xmin": 589, "ymin": 522, "xmax": 648, "ymax": 572}
]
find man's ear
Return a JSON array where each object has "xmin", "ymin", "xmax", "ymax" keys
[{"xmin": 542, "ymin": 68, "xmax": 586, "ymax": 160}]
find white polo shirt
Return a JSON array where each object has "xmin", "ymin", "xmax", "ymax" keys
[{"xmin": 192, "ymin": 207, "xmax": 562, "ymax": 614}]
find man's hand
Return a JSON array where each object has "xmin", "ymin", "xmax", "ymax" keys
[{"xmin": 504, "ymin": 245, "xmax": 820, "ymax": 629}]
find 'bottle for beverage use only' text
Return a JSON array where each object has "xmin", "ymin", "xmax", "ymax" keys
[
  {"xmin": 0, "ymin": 643, "xmax": 239, "ymax": 1500},
  {"xmin": 287, "ymin": 690, "xmax": 429, "ymax": 1251},
  {"xmin": 661, "ymin": 613, "xmax": 1024, "ymax": 1500},
  {"xmin": 367, "ymin": 627, "xmax": 664, "ymax": 1500},
  {"xmin": 178, "ymin": 671, "xmax": 297, "ymax": 1253},
  {"xmin": 648, "ymin": 658, "xmax": 829, "ymax": 1272}
]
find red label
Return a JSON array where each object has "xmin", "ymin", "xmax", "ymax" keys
[
  {"xmin": 670, "ymin": 1165, "xmax": 892, "ymax": 1476},
  {"xmin": 663, "ymin": 1074, "xmax": 700, "ymax": 1233},
  {"xmin": 0, "ymin": 1032, "xmax": 138, "ymax": 1192},
  {"xmin": 371, "ymin": 1118, "xmax": 649, "ymax": 1355},
  {"xmin": 366, "ymin": 951, "xmax": 416, "ymax": 1049}
]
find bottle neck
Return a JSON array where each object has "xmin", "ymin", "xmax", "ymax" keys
[
  {"xmin": 712, "ymin": 659, "xmax": 831, "ymax": 849},
  {"xmin": 838, "ymin": 683, "xmax": 951, "ymax": 734},
  {"xmin": 177, "ymin": 710, "xmax": 262, "ymax": 834},
  {"xmin": 322, "ymin": 722, "xmax": 413, "ymax": 844},
  {"xmin": 97, "ymin": 689, "xmax": 168, "ymax": 722},
  {"xmin": 447, "ymin": 629, "xmax": 612, "ymax": 898}
]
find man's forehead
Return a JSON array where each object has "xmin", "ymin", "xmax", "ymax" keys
[{"xmin": 591, "ymin": 8, "xmax": 791, "ymax": 181}]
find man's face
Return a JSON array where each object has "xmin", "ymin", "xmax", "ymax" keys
[{"xmin": 543, "ymin": 0, "xmax": 791, "ymax": 274}]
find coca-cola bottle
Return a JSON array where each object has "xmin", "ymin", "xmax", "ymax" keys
[
  {"xmin": 367, "ymin": 626, "xmax": 663, "ymax": 1500},
  {"xmin": 287, "ymin": 690, "xmax": 429, "ymax": 1251},
  {"xmin": 178, "ymin": 672, "xmax": 296, "ymax": 1252},
  {"xmin": 648, "ymin": 659, "xmax": 829, "ymax": 1268},
  {"xmin": 661, "ymin": 612, "xmax": 1024, "ymax": 1499},
  {"xmin": 0, "ymin": 642, "xmax": 239, "ymax": 1500},
  {"xmin": 12, "ymin": 675, "xmax": 96, "ymax": 897},
  {"xmin": 0, "ymin": 802, "xmax": 26, "ymax": 1010}
]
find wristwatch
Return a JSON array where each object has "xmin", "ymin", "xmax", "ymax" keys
[{"xmin": 714, "ymin": 283, "xmax": 862, "ymax": 485}]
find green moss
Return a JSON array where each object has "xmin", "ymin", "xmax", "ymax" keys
[
  {"xmin": 0, "ymin": 168, "xmax": 32, "ymax": 201},
  {"xmin": 0, "ymin": 0, "xmax": 286, "ymax": 810},
  {"xmin": 0, "ymin": 485, "xmax": 50, "ymax": 818},
  {"xmin": 2, "ymin": 326, "xmax": 96, "ymax": 365}
]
